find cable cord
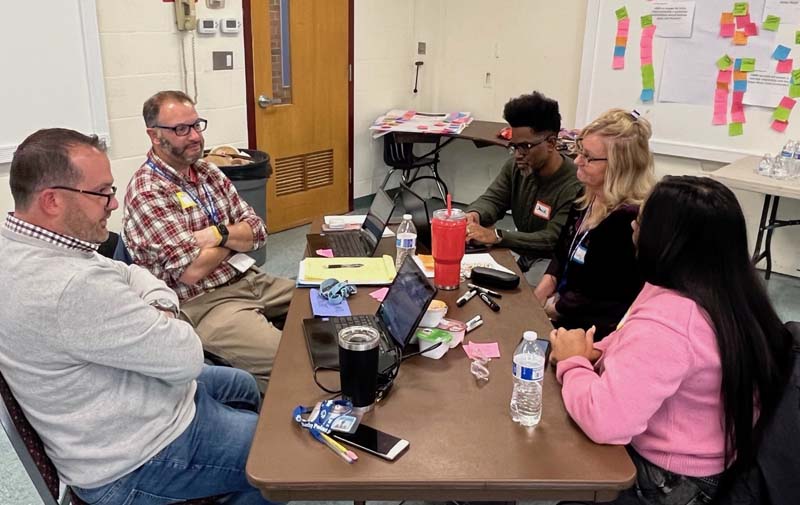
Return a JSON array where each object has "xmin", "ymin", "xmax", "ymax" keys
[
  {"xmin": 180, "ymin": 33, "xmax": 189, "ymax": 94},
  {"xmin": 191, "ymin": 31, "xmax": 198, "ymax": 102}
]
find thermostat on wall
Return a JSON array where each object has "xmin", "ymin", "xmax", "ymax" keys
[
  {"xmin": 220, "ymin": 18, "xmax": 241, "ymax": 34},
  {"xmin": 197, "ymin": 19, "xmax": 218, "ymax": 34}
]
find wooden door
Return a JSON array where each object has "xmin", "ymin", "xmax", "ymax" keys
[{"xmin": 249, "ymin": 0, "xmax": 351, "ymax": 232}]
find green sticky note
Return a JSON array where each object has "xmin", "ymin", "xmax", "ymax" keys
[
  {"xmin": 793, "ymin": 69, "xmax": 800, "ymax": 84},
  {"xmin": 616, "ymin": 6, "xmax": 629, "ymax": 20},
  {"xmin": 729, "ymin": 122, "xmax": 744, "ymax": 136},
  {"xmin": 773, "ymin": 106, "xmax": 791, "ymax": 121},
  {"xmin": 733, "ymin": 2, "xmax": 749, "ymax": 16},
  {"xmin": 641, "ymin": 64, "xmax": 655, "ymax": 88},
  {"xmin": 796, "ymin": 31, "xmax": 800, "ymax": 44},
  {"xmin": 740, "ymin": 58, "xmax": 756, "ymax": 72},
  {"xmin": 763, "ymin": 14, "xmax": 781, "ymax": 31},
  {"xmin": 717, "ymin": 54, "xmax": 733, "ymax": 70},
  {"xmin": 790, "ymin": 84, "xmax": 800, "ymax": 98},
  {"xmin": 641, "ymin": 14, "xmax": 653, "ymax": 27}
]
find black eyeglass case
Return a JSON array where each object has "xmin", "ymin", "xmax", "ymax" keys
[{"xmin": 470, "ymin": 267, "xmax": 520, "ymax": 290}]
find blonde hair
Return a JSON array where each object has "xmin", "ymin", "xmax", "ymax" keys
[{"xmin": 578, "ymin": 108, "xmax": 655, "ymax": 228}]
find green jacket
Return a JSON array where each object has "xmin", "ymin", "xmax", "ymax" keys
[{"xmin": 467, "ymin": 155, "xmax": 581, "ymax": 258}]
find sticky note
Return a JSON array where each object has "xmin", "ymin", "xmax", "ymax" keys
[
  {"xmin": 717, "ymin": 69, "xmax": 733, "ymax": 83},
  {"xmin": 780, "ymin": 96, "xmax": 796, "ymax": 110},
  {"xmin": 613, "ymin": 56, "xmax": 625, "ymax": 69},
  {"xmin": 713, "ymin": 111, "xmax": 727, "ymax": 125},
  {"xmin": 734, "ymin": 79, "xmax": 748, "ymax": 92},
  {"xmin": 733, "ymin": 91, "xmax": 745, "ymax": 104},
  {"xmin": 773, "ymin": 106, "xmax": 791, "ymax": 121},
  {"xmin": 614, "ymin": 46, "xmax": 626, "ymax": 57},
  {"xmin": 729, "ymin": 122, "xmax": 744, "ymax": 136},
  {"xmin": 734, "ymin": 31, "xmax": 748, "ymax": 45},
  {"xmin": 616, "ymin": 6, "xmax": 629, "ymax": 20},
  {"xmin": 731, "ymin": 102, "xmax": 745, "ymax": 123},
  {"xmin": 642, "ymin": 25, "xmax": 657, "ymax": 38},
  {"xmin": 369, "ymin": 287, "xmax": 389, "ymax": 302},
  {"xmin": 309, "ymin": 289, "xmax": 351, "ymax": 317},
  {"xmin": 717, "ymin": 55, "xmax": 733, "ymax": 70},
  {"xmin": 792, "ymin": 69, "xmax": 800, "ymax": 83},
  {"xmin": 763, "ymin": 15, "xmax": 780, "ymax": 32},
  {"xmin": 715, "ymin": 88, "xmax": 729, "ymax": 103},
  {"xmin": 790, "ymin": 84, "xmax": 800, "ymax": 98},
  {"xmin": 721, "ymin": 12, "xmax": 735, "ymax": 24},
  {"xmin": 735, "ymin": 13, "xmax": 751, "ymax": 28},
  {"xmin": 720, "ymin": 23, "xmax": 736, "ymax": 37},
  {"xmin": 717, "ymin": 82, "xmax": 730, "ymax": 90},
  {"xmin": 642, "ymin": 54, "xmax": 653, "ymax": 65},
  {"xmin": 316, "ymin": 248, "xmax": 334, "ymax": 258},
  {"xmin": 734, "ymin": 70, "xmax": 747, "ymax": 81},
  {"xmin": 772, "ymin": 119, "xmax": 789, "ymax": 132},
  {"xmin": 619, "ymin": 17, "xmax": 630, "ymax": 30},
  {"xmin": 733, "ymin": 2, "xmax": 748, "ymax": 16},
  {"xmin": 463, "ymin": 342, "xmax": 501, "ymax": 360},
  {"xmin": 641, "ymin": 64, "xmax": 655, "ymax": 88},
  {"xmin": 616, "ymin": 36, "xmax": 627, "ymax": 46},
  {"xmin": 796, "ymin": 31, "xmax": 800, "ymax": 45},
  {"xmin": 735, "ymin": 58, "xmax": 743, "ymax": 70},
  {"xmin": 740, "ymin": 58, "xmax": 756, "ymax": 72},
  {"xmin": 641, "ymin": 14, "xmax": 653, "ymax": 27},
  {"xmin": 745, "ymin": 23, "xmax": 758, "ymax": 36},
  {"xmin": 777, "ymin": 59, "xmax": 793, "ymax": 73},
  {"xmin": 773, "ymin": 45, "xmax": 791, "ymax": 60},
  {"xmin": 640, "ymin": 88, "xmax": 654, "ymax": 102}
]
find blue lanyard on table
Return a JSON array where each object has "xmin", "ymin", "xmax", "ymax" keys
[{"xmin": 146, "ymin": 159, "xmax": 220, "ymax": 224}]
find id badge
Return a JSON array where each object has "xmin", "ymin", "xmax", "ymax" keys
[
  {"xmin": 572, "ymin": 245, "xmax": 587, "ymax": 265},
  {"xmin": 176, "ymin": 191, "xmax": 196, "ymax": 209}
]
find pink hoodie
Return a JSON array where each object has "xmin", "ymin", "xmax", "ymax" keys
[{"xmin": 556, "ymin": 283, "xmax": 725, "ymax": 477}]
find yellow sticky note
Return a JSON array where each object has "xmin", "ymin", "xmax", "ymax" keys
[{"xmin": 176, "ymin": 191, "xmax": 196, "ymax": 209}]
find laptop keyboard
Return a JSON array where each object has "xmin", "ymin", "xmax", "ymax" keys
[
  {"xmin": 328, "ymin": 232, "xmax": 367, "ymax": 257},
  {"xmin": 331, "ymin": 315, "xmax": 392, "ymax": 353}
]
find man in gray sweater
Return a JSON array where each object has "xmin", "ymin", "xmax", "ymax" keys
[
  {"xmin": 0, "ymin": 129, "xmax": 272, "ymax": 504},
  {"xmin": 466, "ymin": 91, "xmax": 582, "ymax": 283}
]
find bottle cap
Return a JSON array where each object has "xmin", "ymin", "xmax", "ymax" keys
[
  {"xmin": 403, "ymin": 214, "xmax": 412, "ymax": 220},
  {"xmin": 523, "ymin": 330, "xmax": 538, "ymax": 341}
]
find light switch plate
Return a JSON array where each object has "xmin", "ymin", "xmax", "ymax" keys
[{"xmin": 212, "ymin": 51, "xmax": 233, "ymax": 70}]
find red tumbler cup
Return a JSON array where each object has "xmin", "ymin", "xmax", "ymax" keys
[{"xmin": 431, "ymin": 208, "xmax": 467, "ymax": 290}]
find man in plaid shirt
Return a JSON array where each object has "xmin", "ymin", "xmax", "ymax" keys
[{"xmin": 123, "ymin": 90, "xmax": 294, "ymax": 390}]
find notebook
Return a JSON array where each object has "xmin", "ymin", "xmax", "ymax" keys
[
  {"xmin": 302, "ymin": 257, "xmax": 437, "ymax": 372},
  {"xmin": 306, "ymin": 189, "xmax": 396, "ymax": 257}
]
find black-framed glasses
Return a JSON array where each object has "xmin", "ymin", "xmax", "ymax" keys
[
  {"xmin": 152, "ymin": 118, "xmax": 208, "ymax": 136},
  {"xmin": 507, "ymin": 136, "xmax": 553, "ymax": 156},
  {"xmin": 574, "ymin": 137, "xmax": 608, "ymax": 163},
  {"xmin": 51, "ymin": 186, "xmax": 117, "ymax": 208}
]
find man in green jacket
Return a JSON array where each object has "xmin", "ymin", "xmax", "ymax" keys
[{"xmin": 466, "ymin": 91, "xmax": 581, "ymax": 283}]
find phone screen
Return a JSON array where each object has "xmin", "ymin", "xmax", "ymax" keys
[{"xmin": 331, "ymin": 423, "xmax": 409, "ymax": 460}]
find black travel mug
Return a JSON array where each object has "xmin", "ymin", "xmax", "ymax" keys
[{"xmin": 338, "ymin": 326, "xmax": 380, "ymax": 412}]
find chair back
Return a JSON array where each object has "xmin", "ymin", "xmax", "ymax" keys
[{"xmin": 382, "ymin": 132, "xmax": 441, "ymax": 168}]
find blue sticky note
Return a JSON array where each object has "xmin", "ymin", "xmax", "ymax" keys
[
  {"xmin": 734, "ymin": 58, "xmax": 742, "ymax": 70},
  {"xmin": 734, "ymin": 79, "xmax": 748, "ymax": 92},
  {"xmin": 640, "ymin": 88, "xmax": 654, "ymax": 102},
  {"xmin": 614, "ymin": 46, "xmax": 626, "ymax": 57},
  {"xmin": 773, "ymin": 44, "xmax": 791, "ymax": 61},
  {"xmin": 310, "ymin": 289, "xmax": 352, "ymax": 317}
]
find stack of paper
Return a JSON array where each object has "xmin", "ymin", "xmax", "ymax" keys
[{"xmin": 369, "ymin": 110, "xmax": 473, "ymax": 139}]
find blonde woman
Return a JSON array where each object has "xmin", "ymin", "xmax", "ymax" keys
[{"xmin": 534, "ymin": 109, "xmax": 654, "ymax": 340}]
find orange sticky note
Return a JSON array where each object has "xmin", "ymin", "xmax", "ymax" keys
[
  {"xmin": 734, "ymin": 31, "xmax": 748, "ymax": 45},
  {"xmin": 616, "ymin": 36, "xmax": 627, "ymax": 46},
  {"xmin": 721, "ymin": 12, "xmax": 735, "ymax": 24},
  {"xmin": 717, "ymin": 82, "xmax": 730, "ymax": 90},
  {"xmin": 734, "ymin": 71, "xmax": 748, "ymax": 81}
]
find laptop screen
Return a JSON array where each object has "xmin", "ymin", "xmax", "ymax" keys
[
  {"xmin": 377, "ymin": 257, "xmax": 437, "ymax": 347},
  {"xmin": 360, "ymin": 189, "xmax": 395, "ymax": 253}
]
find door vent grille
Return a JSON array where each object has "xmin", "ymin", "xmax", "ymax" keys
[{"xmin": 274, "ymin": 149, "xmax": 334, "ymax": 196}]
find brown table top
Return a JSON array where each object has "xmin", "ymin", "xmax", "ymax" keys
[{"xmin": 246, "ymin": 220, "xmax": 635, "ymax": 502}]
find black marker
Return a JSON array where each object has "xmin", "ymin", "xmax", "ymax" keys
[
  {"xmin": 467, "ymin": 283, "xmax": 502, "ymax": 298},
  {"xmin": 456, "ymin": 289, "xmax": 478, "ymax": 307},
  {"xmin": 477, "ymin": 291, "xmax": 500, "ymax": 312}
]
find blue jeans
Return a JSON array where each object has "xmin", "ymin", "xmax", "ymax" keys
[{"xmin": 74, "ymin": 366, "xmax": 273, "ymax": 505}]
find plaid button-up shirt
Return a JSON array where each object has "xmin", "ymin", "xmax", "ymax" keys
[{"xmin": 123, "ymin": 150, "xmax": 267, "ymax": 301}]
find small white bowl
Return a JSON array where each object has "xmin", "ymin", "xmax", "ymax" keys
[{"xmin": 419, "ymin": 300, "xmax": 448, "ymax": 327}]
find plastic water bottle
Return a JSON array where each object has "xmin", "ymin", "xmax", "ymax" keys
[
  {"xmin": 774, "ymin": 141, "xmax": 794, "ymax": 179},
  {"xmin": 793, "ymin": 143, "xmax": 800, "ymax": 178},
  {"xmin": 510, "ymin": 330, "xmax": 545, "ymax": 426},
  {"xmin": 395, "ymin": 214, "xmax": 417, "ymax": 270},
  {"xmin": 756, "ymin": 153, "xmax": 772, "ymax": 176}
]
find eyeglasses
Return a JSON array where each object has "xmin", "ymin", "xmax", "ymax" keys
[
  {"xmin": 152, "ymin": 118, "xmax": 208, "ymax": 136},
  {"xmin": 507, "ymin": 136, "xmax": 552, "ymax": 155},
  {"xmin": 574, "ymin": 137, "xmax": 608, "ymax": 163},
  {"xmin": 51, "ymin": 186, "xmax": 117, "ymax": 208}
]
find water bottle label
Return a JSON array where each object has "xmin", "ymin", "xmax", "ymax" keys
[
  {"xmin": 512, "ymin": 362, "xmax": 543, "ymax": 381},
  {"xmin": 396, "ymin": 237, "xmax": 416, "ymax": 248}
]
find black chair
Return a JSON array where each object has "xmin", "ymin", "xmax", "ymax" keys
[{"xmin": 381, "ymin": 132, "xmax": 449, "ymax": 202}]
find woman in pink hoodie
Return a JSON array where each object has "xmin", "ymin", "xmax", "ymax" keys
[{"xmin": 552, "ymin": 176, "xmax": 793, "ymax": 505}]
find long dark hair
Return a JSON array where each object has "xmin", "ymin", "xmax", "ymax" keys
[{"xmin": 636, "ymin": 176, "xmax": 793, "ymax": 473}]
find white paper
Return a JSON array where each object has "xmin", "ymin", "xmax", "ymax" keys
[
  {"xmin": 227, "ymin": 252, "xmax": 256, "ymax": 273},
  {"xmin": 743, "ymin": 71, "xmax": 792, "ymax": 107},
  {"xmin": 763, "ymin": 0, "xmax": 800, "ymax": 24},
  {"xmin": 411, "ymin": 253, "xmax": 515, "ymax": 279},
  {"xmin": 652, "ymin": 1, "xmax": 696, "ymax": 38},
  {"xmin": 323, "ymin": 214, "xmax": 395, "ymax": 237}
]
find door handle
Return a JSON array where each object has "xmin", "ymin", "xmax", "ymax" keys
[{"xmin": 257, "ymin": 95, "xmax": 274, "ymax": 108}]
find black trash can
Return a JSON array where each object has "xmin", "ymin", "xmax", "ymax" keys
[{"xmin": 214, "ymin": 149, "xmax": 271, "ymax": 266}]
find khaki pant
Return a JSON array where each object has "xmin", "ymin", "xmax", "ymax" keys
[{"xmin": 180, "ymin": 269, "xmax": 294, "ymax": 391}]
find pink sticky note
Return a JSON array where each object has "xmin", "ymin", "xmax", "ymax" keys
[
  {"xmin": 777, "ymin": 59, "xmax": 793, "ymax": 73},
  {"xmin": 772, "ymin": 119, "xmax": 789, "ymax": 132},
  {"xmin": 613, "ymin": 56, "xmax": 625, "ymax": 69},
  {"xmin": 735, "ymin": 13, "xmax": 751, "ymax": 28},
  {"xmin": 744, "ymin": 22, "xmax": 758, "ymax": 36},
  {"xmin": 715, "ymin": 88, "xmax": 729, "ymax": 103},
  {"xmin": 731, "ymin": 108, "xmax": 746, "ymax": 123},
  {"xmin": 641, "ymin": 55, "xmax": 653, "ymax": 65},
  {"xmin": 368, "ymin": 287, "xmax": 389, "ymax": 302},
  {"xmin": 617, "ymin": 27, "xmax": 630, "ymax": 37},
  {"xmin": 720, "ymin": 23, "xmax": 736, "ymax": 37},
  {"xmin": 733, "ymin": 91, "xmax": 745, "ymax": 103},
  {"xmin": 641, "ymin": 46, "xmax": 653, "ymax": 59},
  {"xmin": 619, "ymin": 18, "xmax": 630, "ymax": 30},
  {"xmin": 717, "ymin": 69, "xmax": 733, "ymax": 83},
  {"xmin": 316, "ymin": 248, "xmax": 334, "ymax": 258},
  {"xmin": 463, "ymin": 342, "xmax": 501, "ymax": 360},
  {"xmin": 780, "ymin": 96, "xmax": 797, "ymax": 109},
  {"xmin": 642, "ymin": 25, "xmax": 657, "ymax": 38}
]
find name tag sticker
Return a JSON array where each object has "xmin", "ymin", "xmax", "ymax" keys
[
  {"xmin": 533, "ymin": 201, "xmax": 552, "ymax": 220},
  {"xmin": 176, "ymin": 191, "xmax": 196, "ymax": 209},
  {"xmin": 227, "ymin": 252, "xmax": 256, "ymax": 273},
  {"xmin": 573, "ymin": 245, "xmax": 588, "ymax": 264}
]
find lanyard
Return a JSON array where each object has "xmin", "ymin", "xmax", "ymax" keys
[
  {"xmin": 146, "ymin": 159, "xmax": 220, "ymax": 224},
  {"xmin": 557, "ymin": 209, "xmax": 591, "ymax": 294}
]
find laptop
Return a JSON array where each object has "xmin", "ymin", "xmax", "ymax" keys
[
  {"xmin": 306, "ymin": 189, "xmax": 396, "ymax": 257},
  {"xmin": 302, "ymin": 257, "xmax": 437, "ymax": 373}
]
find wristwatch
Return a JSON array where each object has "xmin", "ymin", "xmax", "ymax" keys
[
  {"xmin": 494, "ymin": 228, "xmax": 504, "ymax": 244},
  {"xmin": 150, "ymin": 298, "xmax": 179, "ymax": 317},
  {"xmin": 215, "ymin": 223, "xmax": 229, "ymax": 247}
]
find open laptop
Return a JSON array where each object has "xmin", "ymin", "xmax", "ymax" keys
[
  {"xmin": 306, "ymin": 189, "xmax": 396, "ymax": 257},
  {"xmin": 302, "ymin": 257, "xmax": 437, "ymax": 372}
]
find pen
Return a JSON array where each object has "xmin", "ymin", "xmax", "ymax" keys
[
  {"xmin": 321, "ymin": 432, "xmax": 359, "ymax": 461},
  {"xmin": 456, "ymin": 289, "xmax": 478, "ymax": 307},
  {"xmin": 325, "ymin": 263, "xmax": 364, "ymax": 269},
  {"xmin": 478, "ymin": 291, "xmax": 500, "ymax": 312},
  {"xmin": 467, "ymin": 283, "xmax": 502, "ymax": 298}
]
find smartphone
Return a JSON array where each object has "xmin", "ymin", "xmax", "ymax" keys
[{"xmin": 331, "ymin": 423, "xmax": 409, "ymax": 461}]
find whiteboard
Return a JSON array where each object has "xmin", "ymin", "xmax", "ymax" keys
[
  {"xmin": 577, "ymin": 0, "xmax": 800, "ymax": 163},
  {"xmin": 0, "ymin": 0, "xmax": 108, "ymax": 163}
]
